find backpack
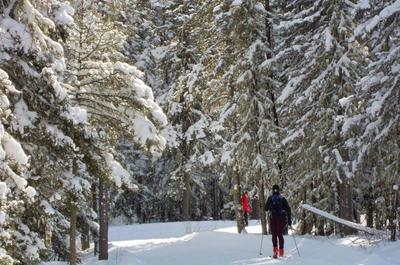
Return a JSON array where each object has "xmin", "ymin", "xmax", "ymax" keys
[{"xmin": 271, "ymin": 194, "xmax": 286, "ymax": 218}]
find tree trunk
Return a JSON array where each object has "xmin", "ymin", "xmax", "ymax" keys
[
  {"xmin": 258, "ymin": 175, "xmax": 267, "ymax": 235},
  {"xmin": 91, "ymin": 184, "xmax": 98, "ymax": 256},
  {"xmin": 264, "ymin": 0, "xmax": 285, "ymax": 187},
  {"xmin": 137, "ymin": 199, "xmax": 143, "ymax": 223},
  {"xmin": 44, "ymin": 220, "xmax": 52, "ymax": 247},
  {"xmin": 390, "ymin": 187, "xmax": 398, "ymax": 241},
  {"xmin": 252, "ymin": 196, "xmax": 259, "ymax": 219},
  {"xmin": 219, "ymin": 186, "xmax": 224, "ymax": 220},
  {"xmin": 183, "ymin": 173, "xmax": 191, "ymax": 221},
  {"xmin": 375, "ymin": 206, "xmax": 383, "ymax": 230},
  {"xmin": 366, "ymin": 201, "xmax": 374, "ymax": 228},
  {"xmin": 70, "ymin": 158, "xmax": 78, "ymax": 264},
  {"xmin": 212, "ymin": 179, "xmax": 219, "ymax": 220},
  {"xmin": 98, "ymin": 177, "xmax": 109, "ymax": 260},
  {"xmin": 233, "ymin": 167, "xmax": 244, "ymax": 233},
  {"xmin": 311, "ymin": 182, "xmax": 325, "ymax": 235},
  {"xmin": 179, "ymin": 0, "xmax": 192, "ymax": 224},
  {"xmin": 365, "ymin": 188, "xmax": 374, "ymax": 228},
  {"xmin": 81, "ymin": 220, "xmax": 90, "ymax": 251},
  {"xmin": 70, "ymin": 204, "xmax": 77, "ymax": 265},
  {"xmin": 160, "ymin": 203, "xmax": 166, "ymax": 222},
  {"xmin": 337, "ymin": 181, "xmax": 355, "ymax": 235},
  {"xmin": 300, "ymin": 189, "xmax": 307, "ymax": 235}
]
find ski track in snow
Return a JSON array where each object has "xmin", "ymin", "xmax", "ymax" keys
[{"xmin": 42, "ymin": 220, "xmax": 400, "ymax": 265}]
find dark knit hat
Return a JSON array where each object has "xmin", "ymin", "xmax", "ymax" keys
[{"xmin": 272, "ymin": 184, "xmax": 280, "ymax": 193}]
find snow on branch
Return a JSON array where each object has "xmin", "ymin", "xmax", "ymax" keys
[
  {"xmin": 302, "ymin": 204, "xmax": 387, "ymax": 236},
  {"xmin": 104, "ymin": 152, "xmax": 137, "ymax": 190},
  {"xmin": 2, "ymin": 134, "xmax": 29, "ymax": 165},
  {"xmin": 277, "ymin": 10, "xmax": 322, "ymax": 31},
  {"xmin": 354, "ymin": 0, "xmax": 400, "ymax": 36},
  {"xmin": 53, "ymin": 2, "xmax": 74, "ymax": 25}
]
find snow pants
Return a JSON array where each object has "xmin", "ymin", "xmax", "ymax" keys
[
  {"xmin": 270, "ymin": 217, "xmax": 286, "ymax": 248},
  {"xmin": 244, "ymin": 212, "xmax": 249, "ymax": 226}
]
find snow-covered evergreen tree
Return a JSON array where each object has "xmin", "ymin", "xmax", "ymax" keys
[
  {"xmin": 344, "ymin": 0, "xmax": 400, "ymax": 234},
  {"xmin": 64, "ymin": 0, "xmax": 166, "ymax": 154},
  {"xmin": 0, "ymin": 0, "xmax": 91, "ymax": 263},
  {"xmin": 276, "ymin": 0, "xmax": 365, "ymax": 234},
  {"xmin": 61, "ymin": 0, "xmax": 167, "ymax": 259},
  {"xmin": 202, "ymin": 0, "xmax": 283, "ymax": 232},
  {"xmin": 0, "ymin": 69, "xmax": 43, "ymax": 264}
]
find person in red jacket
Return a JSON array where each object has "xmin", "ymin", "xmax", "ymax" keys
[{"xmin": 240, "ymin": 191, "xmax": 252, "ymax": 226}]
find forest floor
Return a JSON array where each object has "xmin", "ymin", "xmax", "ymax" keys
[{"xmin": 42, "ymin": 220, "xmax": 400, "ymax": 265}]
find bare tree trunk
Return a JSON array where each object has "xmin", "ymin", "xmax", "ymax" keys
[
  {"xmin": 220, "ymin": 187, "xmax": 224, "ymax": 220},
  {"xmin": 69, "ymin": 158, "xmax": 78, "ymax": 264},
  {"xmin": 233, "ymin": 166, "xmax": 244, "ymax": 233},
  {"xmin": 183, "ymin": 173, "xmax": 191, "ymax": 221},
  {"xmin": 160, "ymin": 203, "xmax": 166, "ymax": 222},
  {"xmin": 81, "ymin": 220, "xmax": 90, "ymax": 251},
  {"xmin": 91, "ymin": 184, "xmax": 98, "ymax": 256},
  {"xmin": 317, "ymin": 198, "xmax": 326, "ymax": 235},
  {"xmin": 98, "ymin": 177, "xmax": 108, "ymax": 260},
  {"xmin": 375, "ymin": 207, "xmax": 383, "ymax": 230},
  {"xmin": 390, "ymin": 186, "xmax": 398, "ymax": 241},
  {"xmin": 70, "ymin": 204, "xmax": 77, "ymax": 265},
  {"xmin": 365, "ymin": 187, "xmax": 374, "ymax": 228},
  {"xmin": 44, "ymin": 223, "xmax": 52, "ymax": 248},
  {"xmin": 179, "ymin": 0, "xmax": 192, "ymax": 223},
  {"xmin": 212, "ymin": 179, "xmax": 219, "ymax": 220},
  {"xmin": 252, "ymin": 196, "xmax": 259, "ymax": 219},
  {"xmin": 310, "ymin": 181, "xmax": 324, "ymax": 235},
  {"xmin": 300, "ymin": 189, "xmax": 308, "ymax": 235},
  {"xmin": 338, "ymin": 181, "xmax": 355, "ymax": 235},
  {"xmin": 252, "ymin": 91, "xmax": 266, "ymax": 235},
  {"xmin": 258, "ymin": 175, "xmax": 267, "ymax": 235},
  {"xmin": 366, "ymin": 202, "xmax": 374, "ymax": 228}
]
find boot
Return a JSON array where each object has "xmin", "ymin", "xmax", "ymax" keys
[
  {"xmin": 279, "ymin": 248, "xmax": 284, "ymax": 257},
  {"xmin": 273, "ymin": 247, "xmax": 278, "ymax": 259}
]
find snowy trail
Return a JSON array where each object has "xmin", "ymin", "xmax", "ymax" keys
[{"xmin": 43, "ymin": 220, "xmax": 400, "ymax": 265}]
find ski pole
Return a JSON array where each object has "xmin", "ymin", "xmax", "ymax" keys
[
  {"xmin": 290, "ymin": 227, "xmax": 300, "ymax": 257},
  {"xmin": 259, "ymin": 232, "xmax": 264, "ymax": 255}
]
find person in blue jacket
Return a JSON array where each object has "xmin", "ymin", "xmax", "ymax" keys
[{"xmin": 265, "ymin": 184, "xmax": 291, "ymax": 258}]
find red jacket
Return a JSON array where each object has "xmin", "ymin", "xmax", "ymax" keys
[{"xmin": 241, "ymin": 193, "xmax": 252, "ymax": 213}]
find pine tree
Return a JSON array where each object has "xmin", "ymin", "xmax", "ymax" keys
[
  {"xmin": 62, "ymin": 0, "xmax": 167, "ymax": 259},
  {"xmin": 0, "ymin": 0, "xmax": 91, "ymax": 263},
  {"xmin": 0, "ymin": 69, "xmax": 41, "ymax": 265},
  {"xmin": 276, "ymin": 0, "xmax": 364, "ymax": 235},
  {"xmin": 345, "ymin": 0, "xmax": 400, "ymax": 237}
]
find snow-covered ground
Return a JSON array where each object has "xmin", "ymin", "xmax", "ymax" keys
[{"xmin": 42, "ymin": 220, "xmax": 400, "ymax": 265}]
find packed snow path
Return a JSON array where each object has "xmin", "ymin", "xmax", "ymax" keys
[{"xmin": 43, "ymin": 220, "xmax": 400, "ymax": 265}]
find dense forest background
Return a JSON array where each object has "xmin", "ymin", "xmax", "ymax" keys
[{"xmin": 0, "ymin": 0, "xmax": 399, "ymax": 264}]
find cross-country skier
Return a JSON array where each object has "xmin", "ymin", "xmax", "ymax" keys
[
  {"xmin": 265, "ymin": 184, "xmax": 291, "ymax": 258},
  {"xmin": 240, "ymin": 191, "xmax": 252, "ymax": 226}
]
